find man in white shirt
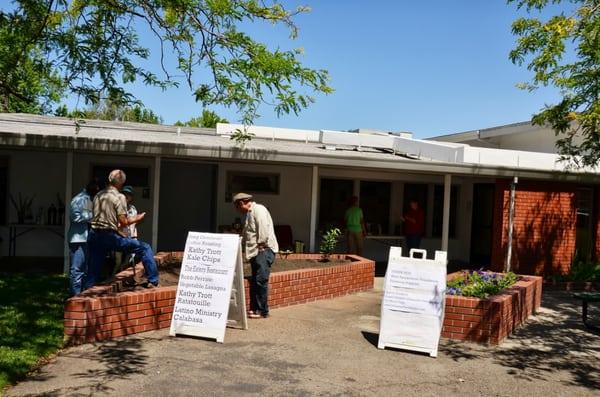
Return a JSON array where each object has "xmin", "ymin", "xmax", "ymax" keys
[{"xmin": 234, "ymin": 192, "xmax": 279, "ymax": 319}]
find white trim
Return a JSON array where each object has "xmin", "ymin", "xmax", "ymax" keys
[
  {"xmin": 441, "ymin": 174, "xmax": 451, "ymax": 252},
  {"xmin": 152, "ymin": 156, "xmax": 161, "ymax": 251},
  {"xmin": 309, "ymin": 165, "xmax": 319, "ymax": 252}
]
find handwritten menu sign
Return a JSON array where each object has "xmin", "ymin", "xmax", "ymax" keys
[{"xmin": 169, "ymin": 232, "xmax": 244, "ymax": 343}]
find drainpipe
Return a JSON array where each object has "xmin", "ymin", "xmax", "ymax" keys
[{"xmin": 505, "ymin": 176, "xmax": 518, "ymax": 272}]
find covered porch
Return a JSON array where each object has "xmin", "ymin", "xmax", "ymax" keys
[{"xmin": 1, "ymin": 113, "xmax": 597, "ymax": 276}]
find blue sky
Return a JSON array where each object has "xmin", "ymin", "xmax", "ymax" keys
[{"xmin": 103, "ymin": 1, "xmax": 571, "ymax": 138}]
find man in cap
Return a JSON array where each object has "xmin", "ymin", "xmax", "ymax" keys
[
  {"xmin": 85, "ymin": 169, "xmax": 159, "ymax": 289},
  {"xmin": 120, "ymin": 185, "xmax": 138, "ymax": 238},
  {"xmin": 114, "ymin": 185, "xmax": 139, "ymax": 275},
  {"xmin": 234, "ymin": 192, "xmax": 279, "ymax": 319}
]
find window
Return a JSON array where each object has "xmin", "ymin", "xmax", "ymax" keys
[
  {"xmin": 360, "ymin": 181, "xmax": 391, "ymax": 235},
  {"xmin": 432, "ymin": 185, "xmax": 459, "ymax": 238},
  {"xmin": 576, "ymin": 188, "xmax": 593, "ymax": 228},
  {"xmin": 403, "ymin": 183, "xmax": 428, "ymax": 214},
  {"xmin": 575, "ymin": 187, "xmax": 594, "ymax": 261},
  {"xmin": 225, "ymin": 171, "xmax": 279, "ymax": 202},
  {"xmin": 318, "ymin": 178, "xmax": 353, "ymax": 230},
  {"xmin": 402, "ymin": 183, "xmax": 428, "ymax": 236}
]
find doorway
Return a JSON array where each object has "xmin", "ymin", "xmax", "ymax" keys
[
  {"xmin": 157, "ymin": 161, "xmax": 217, "ymax": 251},
  {"xmin": 470, "ymin": 183, "xmax": 495, "ymax": 267}
]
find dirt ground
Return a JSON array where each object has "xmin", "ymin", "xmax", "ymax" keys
[{"xmin": 119, "ymin": 258, "xmax": 352, "ymax": 289}]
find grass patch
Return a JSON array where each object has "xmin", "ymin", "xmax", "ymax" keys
[{"xmin": 0, "ymin": 273, "xmax": 68, "ymax": 392}]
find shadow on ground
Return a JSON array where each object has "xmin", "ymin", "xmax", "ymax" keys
[
  {"xmin": 21, "ymin": 339, "xmax": 149, "ymax": 396},
  {"xmin": 442, "ymin": 291, "xmax": 600, "ymax": 391}
]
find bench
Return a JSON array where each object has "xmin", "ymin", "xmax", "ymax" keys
[{"xmin": 572, "ymin": 292, "xmax": 600, "ymax": 332}]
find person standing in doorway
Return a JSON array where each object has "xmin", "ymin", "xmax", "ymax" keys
[
  {"xmin": 67, "ymin": 179, "xmax": 99, "ymax": 296},
  {"xmin": 344, "ymin": 196, "xmax": 367, "ymax": 256},
  {"xmin": 234, "ymin": 192, "xmax": 279, "ymax": 319},
  {"xmin": 85, "ymin": 169, "xmax": 159, "ymax": 289},
  {"xmin": 402, "ymin": 200, "xmax": 425, "ymax": 254}
]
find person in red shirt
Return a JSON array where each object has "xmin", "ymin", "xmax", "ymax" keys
[{"xmin": 402, "ymin": 200, "xmax": 425, "ymax": 254}]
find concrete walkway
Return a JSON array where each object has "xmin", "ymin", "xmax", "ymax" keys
[{"xmin": 6, "ymin": 280, "xmax": 600, "ymax": 397}]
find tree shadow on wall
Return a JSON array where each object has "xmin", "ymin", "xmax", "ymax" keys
[{"xmin": 507, "ymin": 191, "xmax": 576, "ymax": 276}]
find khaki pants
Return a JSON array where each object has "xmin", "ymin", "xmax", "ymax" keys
[{"xmin": 347, "ymin": 231, "xmax": 364, "ymax": 256}]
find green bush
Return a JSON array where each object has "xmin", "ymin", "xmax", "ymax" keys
[{"xmin": 553, "ymin": 259, "xmax": 600, "ymax": 282}]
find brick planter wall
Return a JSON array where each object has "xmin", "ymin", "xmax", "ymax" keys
[
  {"xmin": 442, "ymin": 272, "xmax": 543, "ymax": 344},
  {"xmin": 245, "ymin": 254, "xmax": 374, "ymax": 310},
  {"xmin": 64, "ymin": 253, "xmax": 374, "ymax": 345}
]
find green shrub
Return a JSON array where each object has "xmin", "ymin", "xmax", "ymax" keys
[
  {"xmin": 447, "ymin": 271, "xmax": 518, "ymax": 299},
  {"xmin": 554, "ymin": 259, "xmax": 600, "ymax": 282},
  {"xmin": 319, "ymin": 228, "xmax": 341, "ymax": 261}
]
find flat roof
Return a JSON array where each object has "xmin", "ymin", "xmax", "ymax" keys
[{"xmin": 0, "ymin": 113, "xmax": 596, "ymax": 182}]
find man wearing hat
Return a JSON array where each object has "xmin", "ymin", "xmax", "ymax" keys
[
  {"xmin": 85, "ymin": 169, "xmax": 159, "ymax": 289},
  {"xmin": 120, "ymin": 185, "xmax": 138, "ymax": 238},
  {"xmin": 233, "ymin": 192, "xmax": 279, "ymax": 319}
]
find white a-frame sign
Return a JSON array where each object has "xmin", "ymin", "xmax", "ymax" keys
[
  {"xmin": 378, "ymin": 247, "xmax": 447, "ymax": 357},
  {"xmin": 169, "ymin": 232, "xmax": 247, "ymax": 343}
]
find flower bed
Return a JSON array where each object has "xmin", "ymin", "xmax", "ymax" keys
[
  {"xmin": 447, "ymin": 270, "xmax": 518, "ymax": 299},
  {"xmin": 443, "ymin": 271, "xmax": 543, "ymax": 344},
  {"xmin": 64, "ymin": 253, "xmax": 374, "ymax": 345}
]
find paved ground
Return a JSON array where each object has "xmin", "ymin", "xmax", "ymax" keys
[{"xmin": 5, "ymin": 280, "xmax": 600, "ymax": 397}]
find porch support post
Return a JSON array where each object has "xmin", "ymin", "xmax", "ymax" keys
[
  {"xmin": 63, "ymin": 151, "xmax": 73, "ymax": 274},
  {"xmin": 505, "ymin": 176, "xmax": 518, "ymax": 272},
  {"xmin": 152, "ymin": 156, "xmax": 161, "ymax": 252},
  {"xmin": 309, "ymin": 165, "xmax": 319, "ymax": 252},
  {"xmin": 441, "ymin": 174, "xmax": 451, "ymax": 252}
]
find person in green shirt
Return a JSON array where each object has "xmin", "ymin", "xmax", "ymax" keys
[{"xmin": 344, "ymin": 196, "xmax": 367, "ymax": 256}]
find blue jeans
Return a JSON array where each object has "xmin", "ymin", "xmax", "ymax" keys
[
  {"xmin": 250, "ymin": 249, "xmax": 275, "ymax": 316},
  {"xmin": 69, "ymin": 242, "xmax": 87, "ymax": 296},
  {"xmin": 406, "ymin": 234, "xmax": 422, "ymax": 255},
  {"xmin": 85, "ymin": 229, "xmax": 159, "ymax": 289}
]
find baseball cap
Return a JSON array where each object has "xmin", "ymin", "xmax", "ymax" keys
[{"xmin": 121, "ymin": 185, "xmax": 134, "ymax": 195}]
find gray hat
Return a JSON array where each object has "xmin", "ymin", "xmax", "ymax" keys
[{"xmin": 232, "ymin": 192, "xmax": 253, "ymax": 202}]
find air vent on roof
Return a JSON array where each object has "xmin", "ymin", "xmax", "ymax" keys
[{"xmin": 389, "ymin": 131, "xmax": 413, "ymax": 139}]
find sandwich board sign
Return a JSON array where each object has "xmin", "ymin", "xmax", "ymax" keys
[
  {"xmin": 169, "ymin": 232, "xmax": 247, "ymax": 343},
  {"xmin": 378, "ymin": 247, "xmax": 447, "ymax": 357}
]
